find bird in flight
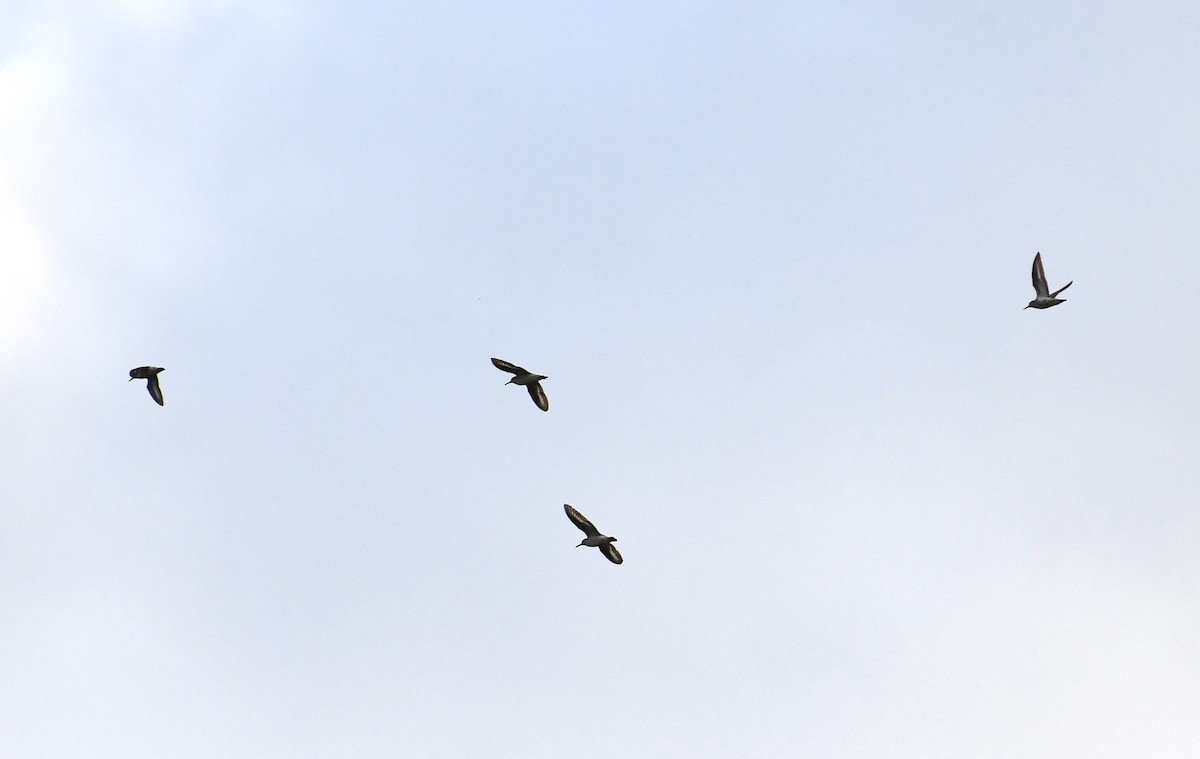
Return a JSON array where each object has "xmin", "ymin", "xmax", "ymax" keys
[
  {"xmin": 129, "ymin": 366, "xmax": 165, "ymax": 406},
  {"xmin": 1026, "ymin": 252, "xmax": 1073, "ymax": 309},
  {"xmin": 564, "ymin": 503, "xmax": 622, "ymax": 564},
  {"xmin": 491, "ymin": 357, "xmax": 549, "ymax": 411}
]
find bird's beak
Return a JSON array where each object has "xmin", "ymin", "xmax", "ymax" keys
[
  {"xmin": 128, "ymin": 377, "xmax": 135, "ymax": 381},
  {"xmin": 1023, "ymin": 305, "xmax": 1030, "ymax": 309}
]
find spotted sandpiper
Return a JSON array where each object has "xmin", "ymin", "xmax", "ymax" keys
[
  {"xmin": 1026, "ymin": 252, "xmax": 1072, "ymax": 309},
  {"xmin": 564, "ymin": 503, "xmax": 622, "ymax": 564},
  {"xmin": 491, "ymin": 357, "xmax": 549, "ymax": 411},
  {"xmin": 129, "ymin": 366, "xmax": 165, "ymax": 406}
]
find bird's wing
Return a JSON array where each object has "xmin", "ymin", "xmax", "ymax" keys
[
  {"xmin": 599, "ymin": 542, "xmax": 623, "ymax": 565},
  {"xmin": 527, "ymin": 382, "xmax": 549, "ymax": 412},
  {"xmin": 1031, "ymin": 253, "xmax": 1050, "ymax": 298},
  {"xmin": 564, "ymin": 504, "xmax": 600, "ymax": 537},
  {"xmin": 491, "ymin": 357, "xmax": 525, "ymax": 375},
  {"xmin": 1050, "ymin": 280, "xmax": 1073, "ymax": 298},
  {"xmin": 147, "ymin": 375, "xmax": 164, "ymax": 406}
]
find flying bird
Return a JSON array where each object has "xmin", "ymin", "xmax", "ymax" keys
[
  {"xmin": 491, "ymin": 357, "xmax": 549, "ymax": 411},
  {"xmin": 564, "ymin": 503, "xmax": 622, "ymax": 564},
  {"xmin": 1026, "ymin": 252, "xmax": 1073, "ymax": 309},
  {"xmin": 129, "ymin": 366, "xmax": 165, "ymax": 406}
]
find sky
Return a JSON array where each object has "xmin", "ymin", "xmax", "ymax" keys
[{"xmin": 2, "ymin": 1, "xmax": 1199, "ymax": 756}]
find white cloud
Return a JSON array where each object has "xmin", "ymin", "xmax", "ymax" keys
[
  {"xmin": 0, "ymin": 2, "xmax": 215, "ymax": 367},
  {"xmin": 0, "ymin": 23, "xmax": 69, "ymax": 365},
  {"xmin": 871, "ymin": 554, "xmax": 1200, "ymax": 758},
  {"xmin": 106, "ymin": 0, "xmax": 192, "ymax": 32},
  {"xmin": 0, "ymin": 191, "xmax": 53, "ymax": 362}
]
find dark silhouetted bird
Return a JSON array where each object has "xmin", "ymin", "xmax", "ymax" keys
[
  {"xmin": 564, "ymin": 503, "xmax": 622, "ymax": 564},
  {"xmin": 1026, "ymin": 252, "xmax": 1073, "ymax": 309},
  {"xmin": 491, "ymin": 357, "xmax": 549, "ymax": 411},
  {"xmin": 129, "ymin": 366, "xmax": 165, "ymax": 406}
]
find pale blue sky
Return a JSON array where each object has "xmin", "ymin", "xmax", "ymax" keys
[{"xmin": 2, "ymin": 2, "xmax": 1199, "ymax": 756}]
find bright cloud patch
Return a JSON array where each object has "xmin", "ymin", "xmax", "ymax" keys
[
  {"xmin": 0, "ymin": 194, "xmax": 53, "ymax": 362},
  {"xmin": 107, "ymin": 0, "xmax": 192, "ymax": 32},
  {"xmin": 0, "ymin": 36, "xmax": 64, "ymax": 364}
]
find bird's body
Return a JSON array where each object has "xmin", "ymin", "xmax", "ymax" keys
[
  {"xmin": 128, "ymin": 366, "xmax": 165, "ymax": 406},
  {"xmin": 1026, "ymin": 252, "xmax": 1072, "ymax": 309},
  {"xmin": 491, "ymin": 357, "xmax": 549, "ymax": 411},
  {"xmin": 564, "ymin": 503, "xmax": 622, "ymax": 564}
]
